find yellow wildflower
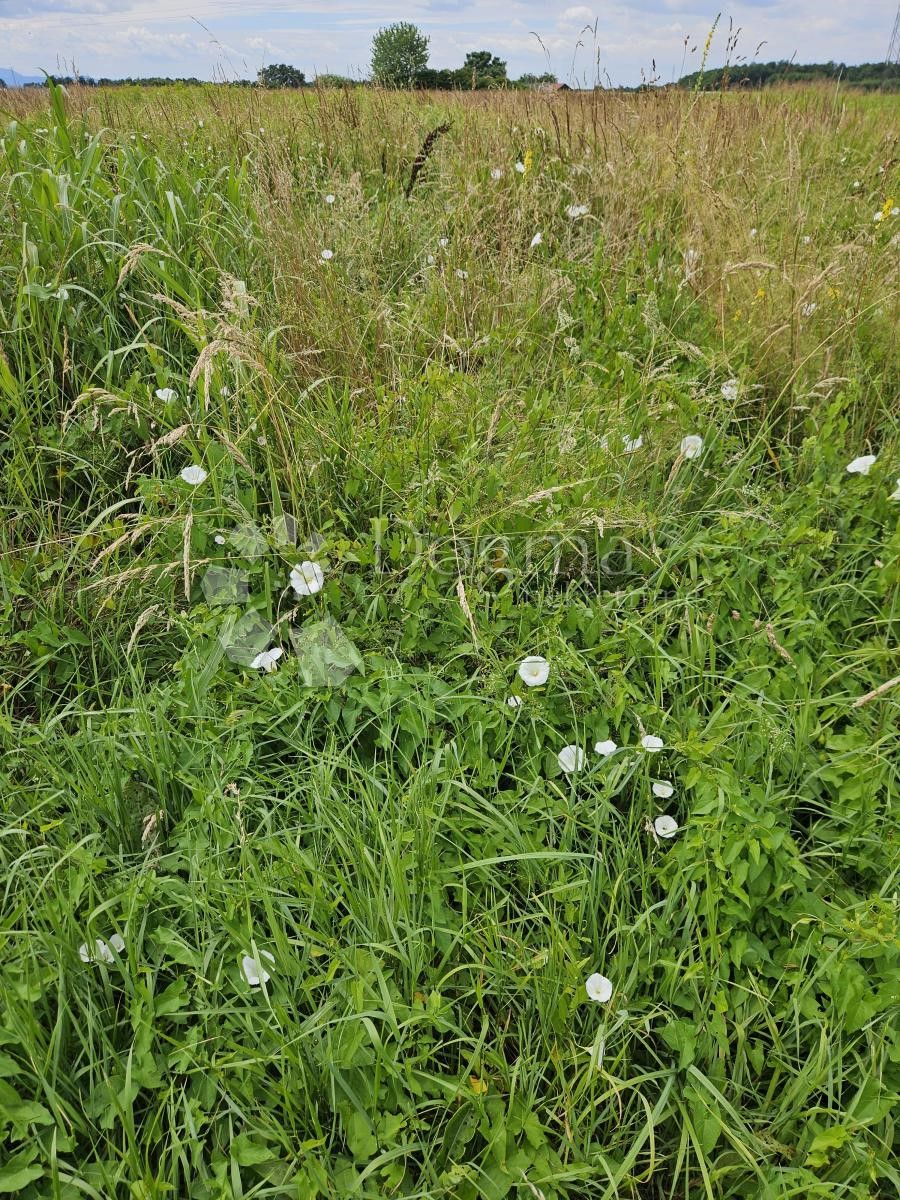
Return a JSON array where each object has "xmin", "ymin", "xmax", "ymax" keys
[{"xmin": 523, "ymin": 148, "xmax": 534, "ymax": 174}]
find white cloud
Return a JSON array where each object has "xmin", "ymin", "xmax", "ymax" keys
[
  {"xmin": 561, "ymin": 5, "xmax": 595, "ymax": 23},
  {"xmin": 0, "ymin": 1, "xmax": 893, "ymax": 85}
]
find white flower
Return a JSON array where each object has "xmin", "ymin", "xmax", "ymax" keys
[
  {"xmin": 320, "ymin": 248, "xmax": 334, "ymax": 260},
  {"xmin": 155, "ymin": 387, "xmax": 177, "ymax": 403},
  {"xmin": 641, "ymin": 734, "xmax": 664, "ymax": 752},
  {"xmin": 892, "ymin": 207, "xmax": 900, "ymax": 217},
  {"xmin": 439, "ymin": 237, "xmax": 449, "ymax": 248},
  {"xmin": 749, "ymin": 227, "xmax": 758, "ymax": 239},
  {"xmin": 518, "ymin": 655, "xmax": 549, "ymax": 687},
  {"xmin": 800, "ymin": 302, "xmax": 817, "ymax": 318},
  {"xmin": 802, "ymin": 235, "xmax": 811, "ymax": 245},
  {"xmin": 514, "ymin": 160, "xmax": 526, "ymax": 173},
  {"xmin": 324, "ymin": 193, "xmax": 335, "ymax": 204},
  {"xmin": 622, "ymin": 435, "xmax": 643, "ymax": 453},
  {"xmin": 652, "ymin": 780, "xmax": 674, "ymax": 799},
  {"xmin": 530, "ymin": 232, "xmax": 543, "ymax": 248},
  {"xmin": 566, "ymin": 203, "xmax": 589, "ymax": 219},
  {"xmin": 594, "ymin": 739, "xmax": 617, "ymax": 756},
  {"xmin": 214, "ymin": 534, "xmax": 226, "ymax": 545},
  {"xmin": 873, "ymin": 211, "xmax": 884, "ymax": 223},
  {"xmin": 490, "ymin": 167, "xmax": 502, "ymax": 180},
  {"xmin": 79, "ymin": 933, "xmax": 125, "ymax": 964},
  {"xmin": 507, "ymin": 695, "xmax": 523, "ymax": 708},
  {"xmin": 721, "ymin": 379, "xmax": 739, "ymax": 402},
  {"xmin": 197, "ymin": 119, "xmax": 204, "ymax": 128},
  {"xmin": 250, "ymin": 646, "xmax": 284, "ymax": 673},
  {"xmin": 585, "ymin": 972, "xmax": 613, "ymax": 1003},
  {"xmin": 290, "ymin": 560, "xmax": 325, "ymax": 596},
  {"xmin": 852, "ymin": 180, "xmax": 861, "ymax": 189},
  {"xmin": 653, "ymin": 814, "xmax": 679, "ymax": 839},
  {"xmin": 680, "ymin": 434, "xmax": 703, "ymax": 459},
  {"xmin": 180, "ymin": 465, "xmax": 207, "ymax": 486},
  {"xmin": 455, "ymin": 268, "xmax": 469, "ymax": 280},
  {"xmin": 241, "ymin": 949, "xmax": 275, "ymax": 987},
  {"xmin": 846, "ymin": 454, "xmax": 876, "ymax": 476},
  {"xmin": 558, "ymin": 745, "xmax": 586, "ymax": 774},
  {"xmin": 890, "ymin": 478, "xmax": 900, "ymax": 501},
  {"xmin": 54, "ymin": 286, "xmax": 70, "ymax": 301},
  {"xmin": 683, "ymin": 248, "xmax": 700, "ymax": 280}
]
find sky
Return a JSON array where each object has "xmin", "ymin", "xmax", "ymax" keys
[{"xmin": 0, "ymin": 1, "xmax": 896, "ymax": 87}]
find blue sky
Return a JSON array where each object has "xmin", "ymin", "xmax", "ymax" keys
[{"xmin": 0, "ymin": 2, "xmax": 895, "ymax": 86}]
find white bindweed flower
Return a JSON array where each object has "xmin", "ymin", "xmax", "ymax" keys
[
  {"xmin": 652, "ymin": 780, "xmax": 674, "ymax": 799},
  {"xmin": 653, "ymin": 814, "xmax": 679, "ymax": 839},
  {"xmin": 558, "ymin": 745, "xmax": 586, "ymax": 774},
  {"xmin": 241, "ymin": 949, "xmax": 275, "ymax": 987},
  {"xmin": 324, "ymin": 193, "xmax": 335, "ymax": 204},
  {"xmin": 641, "ymin": 734, "xmax": 664, "ymax": 752},
  {"xmin": 749, "ymin": 227, "xmax": 758, "ymax": 239},
  {"xmin": 214, "ymin": 534, "xmax": 226, "ymax": 545},
  {"xmin": 585, "ymin": 972, "xmax": 613, "ymax": 1003},
  {"xmin": 622, "ymin": 435, "xmax": 643, "ymax": 453},
  {"xmin": 852, "ymin": 180, "xmax": 861, "ymax": 189},
  {"xmin": 518, "ymin": 655, "xmax": 549, "ymax": 687},
  {"xmin": 439, "ymin": 237, "xmax": 449, "ymax": 248},
  {"xmin": 514, "ymin": 160, "xmax": 526, "ymax": 173},
  {"xmin": 180, "ymin": 465, "xmax": 207, "ymax": 486},
  {"xmin": 490, "ymin": 167, "xmax": 502, "ymax": 180},
  {"xmin": 594, "ymin": 739, "xmax": 617, "ymax": 756},
  {"xmin": 680, "ymin": 434, "xmax": 703, "ymax": 459},
  {"xmin": 455, "ymin": 268, "xmax": 469, "ymax": 280},
  {"xmin": 290, "ymin": 560, "xmax": 324, "ymax": 596},
  {"xmin": 79, "ymin": 933, "xmax": 125, "ymax": 964},
  {"xmin": 566, "ymin": 203, "xmax": 589, "ymax": 219},
  {"xmin": 721, "ymin": 379, "xmax": 739, "ymax": 402},
  {"xmin": 873, "ymin": 211, "xmax": 884, "ymax": 223},
  {"xmin": 507, "ymin": 695, "xmax": 523, "ymax": 708},
  {"xmin": 54, "ymin": 286, "xmax": 70, "ymax": 301},
  {"xmin": 846, "ymin": 454, "xmax": 876, "ymax": 476},
  {"xmin": 800, "ymin": 302, "xmax": 817, "ymax": 318},
  {"xmin": 250, "ymin": 646, "xmax": 284, "ymax": 673},
  {"xmin": 530, "ymin": 232, "xmax": 543, "ymax": 248},
  {"xmin": 802, "ymin": 235, "xmax": 811, "ymax": 244},
  {"xmin": 155, "ymin": 387, "xmax": 177, "ymax": 403},
  {"xmin": 320, "ymin": 248, "xmax": 334, "ymax": 260}
]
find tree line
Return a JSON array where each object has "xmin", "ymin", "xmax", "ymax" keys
[{"xmin": 678, "ymin": 60, "xmax": 899, "ymax": 92}]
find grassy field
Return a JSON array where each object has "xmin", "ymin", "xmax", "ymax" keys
[{"xmin": 0, "ymin": 79, "xmax": 898, "ymax": 1198}]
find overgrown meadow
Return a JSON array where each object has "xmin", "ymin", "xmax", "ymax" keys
[{"xmin": 0, "ymin": 79, "xmax": 898, "ymax": 1198}]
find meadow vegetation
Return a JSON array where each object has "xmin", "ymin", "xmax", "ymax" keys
[{"xmin": 0, "ymin": 80, "xmax": 898, "ymax": 1198}]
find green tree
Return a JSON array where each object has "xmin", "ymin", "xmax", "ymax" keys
[
  {"xmin": 461, "ymin": 50, "xmax": 507, "ymax": 88},
  {"xmin": 257, "ymin": 63, "xmax": 306, "ymax": 89},
  {"xmin": 371, "ymin": 22, "xmax": 429, "ymax": 88},
  {"xmin": 516, "ymin": 72, "xmax": 557, "ymax": 88}
]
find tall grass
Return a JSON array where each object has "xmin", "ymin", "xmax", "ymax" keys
[{"xmin": 0, "ymin": 81, "xmax": 897, "ymax": 1198}]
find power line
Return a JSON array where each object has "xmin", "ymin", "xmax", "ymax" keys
[{"xmin": 889, "ymin": 2, "xmax": 900, "ymax": 65}]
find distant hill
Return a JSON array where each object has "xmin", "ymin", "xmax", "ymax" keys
[
  {"xmin": 678, "ymin": 60, "xmax": 899, "ymax": 92},
  {"xmin": 1, "ymin": 68, "xmax": 44, "ymax": 87}
]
